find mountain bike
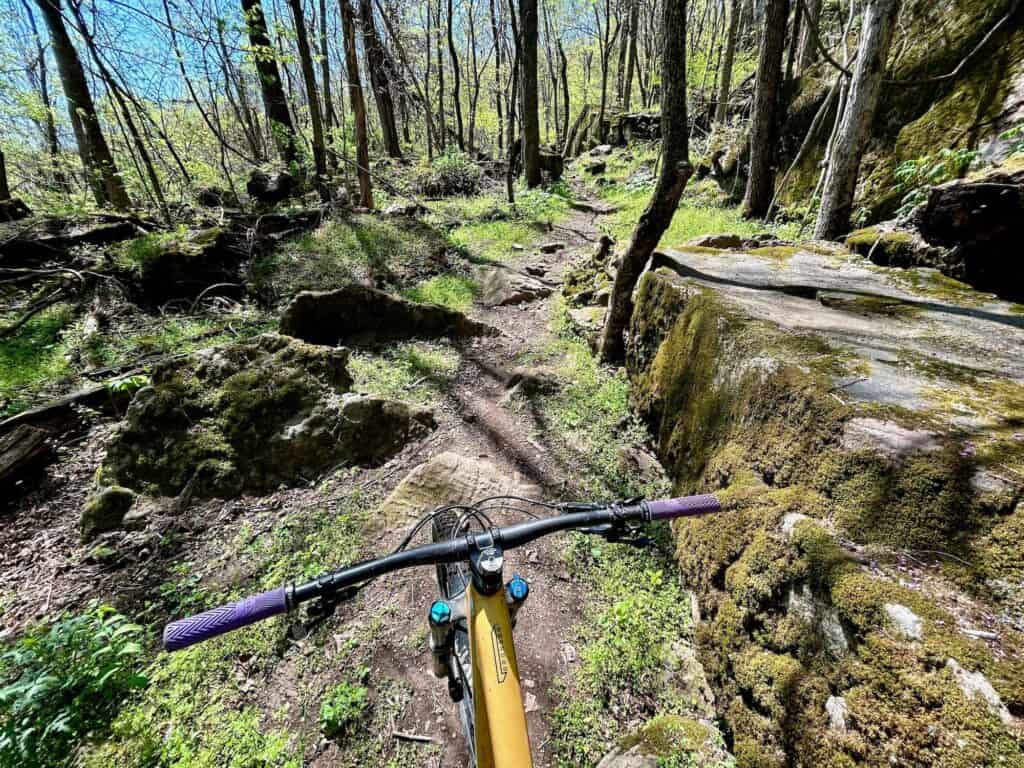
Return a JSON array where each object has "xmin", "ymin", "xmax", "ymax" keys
[{"xmin": 163, "ymin": 493, "xmax": 721, "ymax": 767}]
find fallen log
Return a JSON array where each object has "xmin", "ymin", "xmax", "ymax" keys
[{"xmin": 0, "ymin": 425, "xmax": 52, "ymax": 488}]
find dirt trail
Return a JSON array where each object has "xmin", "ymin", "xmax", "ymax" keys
[{"xmin": 0, "ymin": 200, "xmax": 622, "ymax": 766}]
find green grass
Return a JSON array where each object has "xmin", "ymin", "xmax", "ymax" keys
[
  {"xmin": 348, "ymin": 342, "xmax": 459, "ymax": 406},
  {"xmin": 519, "ymin": 298, "xmax": 670, "ymax": 499},
  {"xmin": 112, "ymin": 226, "xmax": 190, "ymax": 273},
  {"xmin": 81, "ymin": 490, "xmax": 377, "ymax": 768},
  {"xmin": 0, "ymin": 304, "xmax": 74, "ymax": 417},
  {"xmin": 550, "ymin": 532, "xmax": 696, "ymax": 765},
  {"xmin": 253, "ymin": 214, "xmax": 448, "ymax": 300},
  {"xmin": 402, "ymin": 274, "xmax": 479, "ymax": 312}
]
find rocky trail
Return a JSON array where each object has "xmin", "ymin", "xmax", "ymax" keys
[{"xmin": 0, "ymin": 196, "xmax": 727, "ymax": 767}]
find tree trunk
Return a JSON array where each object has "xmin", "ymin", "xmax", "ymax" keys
[
  {"xmin": 814, "ymin": 0, "xmax": 901, "ymax": 239},
  {"xmin": 320, "ymin": 0, "xmax": 339, "ymax": 170},
  {"xmin": 242, "ymin": 0, "xmax": 300, "ymax": 166},
  {"xmin": 446, "ymin": 0, "xmax": 466, "ymax": 150},
  {"xmin": 286, "ymin": 0, "xmax": 330, "ymax": 199},
  {"xmin": 796, "ymin": 0, "xmax": 821, "ymax": 72},
  {"xmin": 435, "ymin": 0, "xmax": 447, "ymax": 150},
  {"xmin": 622, "ymin": 0, "xmax": 639, "ymax": 110},
  {"xmin": 714, "ymin": 0, "xmax": 741, "ymax": 124},
  {"xmin": 35, "ymin": 0, "xmax": 130, "ymax": 210},
  {"xmin": 340, "ymin": 0, "xmax": 373, "ymax": 207},
  {"xmin": 520, "ymin": 0, "xmax": 542, "ymax": 186},
  {"xmin": 0, "ymin": 149, "xmax": 10, "ymax": 200},
  {"xmin": 489, "ymin": 0, "xmax": 504, "ymax": 152},
  {"xmin": 784, "ymin": 0, "xmax": 803, "ymax": 84},
  {"xmin": 559, "ymin": 40, "xmax": 570, "ymax": 147},
  {"xmin": 741, "ymin": 0, "xmax": 789, "ymax": 218},
  {"xmin": 21, "ymin": 0, "xmax": 68, "ymax": 192},
  {"xmin": 600, "ymin": 0, "xmax": 692, "ymax": 363},
  {"xmin": 360, "ymin": 0, "xmax": 403, "ymax": 157}
]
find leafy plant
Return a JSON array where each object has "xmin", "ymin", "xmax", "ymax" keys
[
  {"xmin": 0, "ymin": 605, "xmax": 148, "ymax": 768},
  {"xmin": 894, "ymin": 148, "xmax": 978, "ymax": 217},
  {"xmin": 1000, "ymin": 123, "xmax": 1024, "ymax": 156},
  {"xmin": 105, "ymin": 374, "xmax": 150, "ymax": 396},
  {"xmin": 416, "ymin": 150, "xmax": 483, "ymax": 197},
  {"xmin": 319, "ymin": 672, "xmax": 369, "ymax": 739}
]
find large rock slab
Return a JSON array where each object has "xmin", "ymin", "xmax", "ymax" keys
[
  {"xmin": 382, "ymin": 451, "xmax": 542, "ymax": 521},
  {"xmin": 279, "ymin": 284, "xmax": 497, "ymax": 346},
  {"xmin": 625, "ymin": 245, "xmax": 1024, "ymax": 767},
  {"xmin": 99, "ymin": 333, "xmax": 434, "ymax": 499},
  {"xmin": 846, "ymin": 166, "xmax": 1024, "ymax": 301}
]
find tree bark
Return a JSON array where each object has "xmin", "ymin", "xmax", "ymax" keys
[
  {"xmin": 35, "ymin": 0, "xmax": 130, "ymax": 210},
  {"xmin": 558, "ymin": 40, "xmax": 570, "ymax": 146},
  {"xmin": 714, "ymin": 0, "xmax": 741, "ymax": 124},
  {"xmin": 435, "ymin": 0, "xmax": 447, "ymax": 150},
  {"xmin": 815, "ymin": 0, "xmax": 902, "ymax": 239},
  {"xmin": 242, "ymin": 0, "xmax": 300, "ymax": 166},
  {"xmin": 284, "ymin": 0, "xmax": 329, "ymax": 199},
  {"xmin": 622, "ymin": 0, "xmax": 639, "ymax": 110},
  {"xmin": 600, "ymin": 0, "xmax": 692, "ymax": 363},
  {"xmin": 796, "ymin": 0, "xmax": 821, "ymax": 72},
  {"xmin": 741, "ymin": 0, "xmax": 789, "ymax": 218},
  {"xmin": 340, "ymin": 0, "xmax": 373, "ymax": 207},
  {"xmin": 446, "ymin": 0, "xmax": 466, "ymax": 150},
  {"xmin": 360, "ymin": 0, "xmax": 403, "ymax": 157},
  {"xmin": 489, "ymin": 0, "xmax": 504, "ymax": 152},
  {"xmin": 520, "ymin": 0, "xmax": 542, "ymax": 186},
  {"xmin": 21, "ymin": 0, "xmax": 68, "ymax": 192},
  {"xmin": 0, "ymin": 149, "xmax": 10, "ymax": 200},
  {"xmin": 319, "ymin": 0, "xmax": 339, "ymax": 170}
]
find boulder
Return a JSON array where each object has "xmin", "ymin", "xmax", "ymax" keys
[
  {"xmin": 847, "ymin": 167, "xmax": 1024, "ymax": 301},
  {"xmin": 473, "ymin": 265, "xmax": 552, "ymax": 307},
  {"xmin": 0, "ymin": 198, "xmax": 31, "ymax": 223},
  {"xmin": 539, "ymin": 150, "xmax": 564, "ymax": 180},
  {"xmin": 382, "ymin": 452, "xmax": 542, "ymax": 522},
  {"xmin": 81, "ymin": 486, "xmax": 136, "ymax": 541},
  {"xmin": 194, "ymin": 187, "xmax": 239, "ymax": 208},
  {"xmin": 590, "ymin": 144, "xmax": 613, "ymax": 156},
  {"xmin": 562, "ymin": 235, "xmax": 615, "ymax": 306},
  {"xmin": 584, "ymin": 159, "xmax": 607, "ymax": 175},
  {"xmin": 99, "ymin": 333, "xmax": 435, "ymax": 499},
  {"xmin": 247, "ymin": 169, "xmax": 296, "ymax": 205},
  {"xmin": 113, "ymin": 226, "xmax": 245, "ymax": 305},
  {"xmin": 279, "ymin": 284, "xmax": 497, "ymax": 346}
]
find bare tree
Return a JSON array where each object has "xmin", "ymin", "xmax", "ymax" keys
[
  {"xmin": 520, "ymin": 0, "xmax": 541, "ymax": 186},
  {"xmin": 340, "ymin": 0, "xmax": 373, "ymax": 206},
  {"xmin": 284, "ymin": 0, "xmax": 330, "ymax": 198},
  {"xmin": 593, "ymin": 0, "xmax": 620, "ymax": 142},
  {"xmin": 622, "ymin": 0, "xmax": 640, "ymax": 110},
  {"xmin": 35, "ymin": 0, "xmax": 130, "ymax": 209},
  {"xmin": 796, "ymin": 0, "xmax": 821, "ymax": 72},
  {"xmin": 242, "ymin": 0, "xmax": 300, "ymax": 166},
  {"xmin": 446, "ymin": 0, "xmax": 466, "ymax": 149},
  {"xmin": 0, "ymin": 149, "xmax": 10, "ymax": 200},
  {"xmin": 360, "ymin": 0, "xmax": 403, "ymax": 157},
  {"xmin": 742, "ymin": 0, "xmax": 789, "ymax": 218},
  {"xmin": 815, "ymin": 0, "xmax": 902, "ymax": 239},
  {"xmin": 20, "ymin": 0, "xmax": 67, "ymax": 192},
  {"xmin": 600, "ymin": 0, "xmax": 693, "ymax": 363},
  {"xmin": 714, "ymin": 0, "xmax": 741, "ymax": 124}
]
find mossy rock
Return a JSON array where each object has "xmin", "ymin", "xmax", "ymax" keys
[
  {"xmin": 101, "ymin": 333, "xmax": 434, "ymax": 498},
  {"xmin": 625, "ymin": 270, "xmax": 1024, "ymax": 766},
  {"xmin": 81, "ymin": 486, "xmax": 136, "ymax": 540}
]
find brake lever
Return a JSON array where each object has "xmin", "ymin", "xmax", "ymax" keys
[{"xmin": 303, "ymin": 585, "xmax": 361, "ymax": 630}]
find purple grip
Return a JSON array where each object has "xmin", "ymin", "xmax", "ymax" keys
[
  {"xmin": 648, "ymin": 494, "xmax": 721, "ymax": 520},
  {"xmin": 163, "ymin": 587, "xmax": 288, "ymax": 652}
]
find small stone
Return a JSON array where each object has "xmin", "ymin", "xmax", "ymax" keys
[
  {"xmin": 884, "ymin": 603, "xmax": 923, "ymax": 640},
  {"xmin": 780, "ymin": 512, "xmax": 809, "ymax": 538},
  {"xmin": 561, "ymin": 643, "xmax": 577, "ymax": 663},
  {"xmin": 826, "ymin": 696, "xmax": 848, "ymax": 733},
  {"xmin": 81, "ymin": 486, "xmax": 136, "ymax": 541},
  {"xmin": 538, "ymin": 242, "xmax": 566, "ymax": 254},
  {"xmin": 946, "ymin": 659, "xmax": 1013, "ymax": 725},
  {"xmin": 525, "ymin": 264, "xmax": 547, "ymax": 277},
  {"xmin": 511, "ymin": 243, "xmax": 525, "ymax": 251},
  {"xmin": 524, "ymin": 692, "xmax": 538, "ymax": 712}
]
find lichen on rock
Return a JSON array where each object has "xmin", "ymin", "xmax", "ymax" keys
[
  {"xmin": 625, "ymin": 269, "xmax": 1024, "ymax": 767},
  {"xmin": 98, "ymin": 332, "xmax": 435, "ymax": 499}
]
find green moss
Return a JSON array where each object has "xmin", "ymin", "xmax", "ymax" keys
[
  {"xmin": 0, "ymin": 303, "xmax": 74, "ymax": 417},
  {"xmin": 348, "ymin": 341, "xmax": 458, "ymax": 406},
  {"xmin": 401, "ymin": 274, "xmax": 479, "ymax": 311},
  {"xmin": 749, "ymin": 246, "xmax": 801, "ymax": 263}
]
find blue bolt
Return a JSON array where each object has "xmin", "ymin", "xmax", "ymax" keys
[{"xmin": 429, "ymin": 600, "xmax": 451, "ymax": 625}]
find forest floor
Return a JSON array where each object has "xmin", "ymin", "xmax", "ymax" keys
[{"xmin": 0, "ymin": 147, "xmax": 789, "ymax": 767}]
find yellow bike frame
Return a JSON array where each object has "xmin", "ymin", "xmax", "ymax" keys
[{"xmin": 466, "ymin": 582, "xmax": 533, "ymax": 768}]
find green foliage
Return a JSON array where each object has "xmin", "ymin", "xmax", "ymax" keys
[
  {"xmin": 894, "ymin": 148, "xmax": 979, "ymax": 216},
  {"xmin": 0, "ymin": 605, "xmax": 148, "ymax": 768},
  {"xmin": 348, "ymin": 342, "xmax": 458, "ymax": 406},
  {"xmin": 525, "ymin": 298, "xmax": 669, "ymax": 498},
  {"xmin": 1000, "ymin": 123, "xmax": 1024, "ymax": 155},
  {"xmin": 113, "ymin": 227, "xmax": 190, "ymax": 274},
  {"xmin": 105, "ymin": 374, "xmax": 150, "ymax": 396},
  {"xmin": 319, "ymin": 672, "xmax": 370, "ymax": 739},
  {"xmin": 0, "ymin": 303, "xmax": 74, "ymax": 417},
  {"xmin": 401, "ymin": 274, "xmax": 479, "ymax": 311},
  {"xmin": 416, "ymin": 150, "xmax": 484, "ymax": 196}
]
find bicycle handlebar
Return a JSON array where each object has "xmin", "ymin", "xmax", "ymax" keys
[{"xmin": 163, "ymin": 494, "xmax": 719, "ymax": 652}]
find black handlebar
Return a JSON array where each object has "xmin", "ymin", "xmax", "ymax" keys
[{"xmin": 163, "ymin": 494, "xmax": 720, "ymax": 652}]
